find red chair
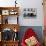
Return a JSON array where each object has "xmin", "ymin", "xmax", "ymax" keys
[{"xmin": 21, "ymin": 28, "xmax": 41, "ymax": 46}]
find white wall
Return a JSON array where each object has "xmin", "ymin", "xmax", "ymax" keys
[
  {"xmin": 0, "ymin": 0, "xmax": 15, "ymax": 7},
  {"xmin": 8, "ymin": 16, "xmax": 17, "ymax": 24},
  {"xmin": 18, "ymin": 0, "xmax": 44, "ymax": 26},
  {"xmin": 0, "ymin": 0, "xmax": 43, "ymax": 26}
]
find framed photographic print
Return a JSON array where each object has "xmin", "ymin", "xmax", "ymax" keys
[
  {"xmin": 2, "ymin": 10, "xmax": 9, "ymax": 15},
  {"xmin": 23, "ymin": 8, "xmax": 37, "ymax": 18}
]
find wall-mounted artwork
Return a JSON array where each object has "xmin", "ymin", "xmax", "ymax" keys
[
  {"xmin": 23, "ymin": 8, "xmax": 37, "ymax": 18},
  {"xmin": 2, "ymin": 10, "xmax": 9, "ymax": 15}
]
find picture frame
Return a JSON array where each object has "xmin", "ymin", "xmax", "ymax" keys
[
  {"xmin": 23, "ymin": 8, "xmax": 37, "ymax": 18},
  {"xmin": 2, "ymin": 10, "xmax": 9, "ymax": 15}
]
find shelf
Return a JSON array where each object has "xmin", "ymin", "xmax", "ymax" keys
[
  {"xmin": 2, "ymin": 40, "xmax": 19, "ymax": 43},
  {"xmin": 2, "ymin": 41, "xmax": 19, "ymax": 46},
  {"xmin": 0, "ymin": 40, "xmax": 19, "ymax": 46},
  {"xmin": 0, "ymin": 7, "xmax": 19, "ymax": 46},
  {"xmin": 0, "ymin": 7, "xmax": 19, "ymax": 24},
  {"xmin": 0, "ymin": 7, "xmax": 19, "ymax": 16},
  {"xmin": 0, "ymin": 7, "xmax": 19, "ymax": 9},
  {"xmin": 0, "ymin": 24, "xmax": 19, "ymax": 32}
]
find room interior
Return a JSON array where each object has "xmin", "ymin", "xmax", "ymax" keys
[{"xmin": 0, "ymin": 0, "xmax": 46, "ymax": 46}]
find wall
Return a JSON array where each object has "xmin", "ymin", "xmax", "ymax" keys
[
  {"xmin": 0, "ymin": 0, "xmax": 15, "ymax": 7},
  {"xmin": 18, "ymin": 0, "xmax": 44, "ymax": 26},
  {"xmin": 18, "ymin": 26, "xmax": 43, "ymax": 43}
]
